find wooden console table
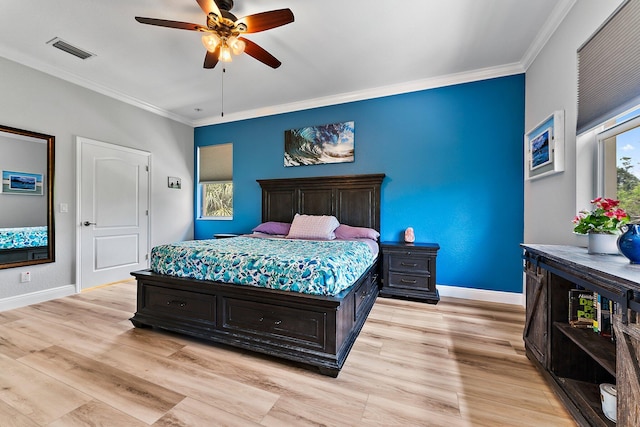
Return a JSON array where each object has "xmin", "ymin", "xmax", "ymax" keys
[{"xmin": 522, "ymin": 244, "xmax": 640, "ymax": 426}]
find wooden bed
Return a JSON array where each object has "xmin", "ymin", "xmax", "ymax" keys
[{"xmin": 130, "ymin": 173, "xmax": 385, "ymax": 376}]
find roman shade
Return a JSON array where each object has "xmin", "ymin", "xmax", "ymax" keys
[
  {"xmin": 577, "ymin": 0, "xmax": 640, "ymax": 134},
  {"xmin": 198, "ymin": 143, "xmax": 232, "ymax": 182}
]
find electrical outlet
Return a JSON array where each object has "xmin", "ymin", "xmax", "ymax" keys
[{"xmin": 20, "ymin": 271, "xmax": 31, "ymax": 282}]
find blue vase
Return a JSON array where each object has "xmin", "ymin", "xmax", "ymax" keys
[{"xmin": 617, "ymin": 224, "xmax": 640, "ymax": 264}]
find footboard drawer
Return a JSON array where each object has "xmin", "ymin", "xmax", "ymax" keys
[
  {"xmin": 142, "ymin": 284, "xmax": 217, "ymax": 324},
  {"xmin": 222, "ymin": 297, "xmax": 327, "ymax": 350},
  {"xmin": 354, "ymin": 272, "xmax": 376, "ymax": 317}
]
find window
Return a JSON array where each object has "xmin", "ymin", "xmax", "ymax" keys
[
  {"xmin": 201, "ymin": 181, "xmax": 233, "ymax": 218},
  {"xmin": 598, "ymin": 108, "xmax": 640, "ymax": 221},
  {"xmin": 197, "ymin": 143, "xmax": 233, "ymax": 219}
]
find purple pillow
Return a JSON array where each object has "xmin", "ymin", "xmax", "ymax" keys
[
  {"xmin": 252, "ymin": 221, "xmax": 291, "ymax": 235},
  {"xmin": 334, "ymin": 224, "xmax": 380, "ymax": 240}
]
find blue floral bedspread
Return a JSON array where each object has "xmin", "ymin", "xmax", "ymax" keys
[
  {"xmin": 0, "ymin": 226, "xmax": 48, "ymax": 250},
  {"xmin": 151, "ymin": 236, "xmax": 376, "ymax": 296}
]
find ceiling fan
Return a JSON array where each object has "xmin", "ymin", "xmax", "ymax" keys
[{"xmin": 135, "ymin": 0, "xmax": 294, "ymax": 69}]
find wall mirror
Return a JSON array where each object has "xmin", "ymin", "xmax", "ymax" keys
[{"xmin": 0, "ymin": 125, "xmax": 55, "ymax": 269}]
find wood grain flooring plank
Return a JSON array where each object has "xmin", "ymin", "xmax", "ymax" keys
[
  {"xmin": 336, "ymin": 365, "xmax": 461, "ymax": 419},
  {"xmin": 0, "ymin": 310, "xmax": 21, "ymax": 326},
  {"xmin": 457, "ymin": 391, "xmax": 577, "ymax": 427},
  {"xmin": 18, "ymin": 346, "xmax": 185, "ymax": 424},
  {"xmin": 154, "ymin": 397, "xmax": 263, "ymax": 427},
  {"xmin": 261, "ymin": 395, "xmax": 364, "ymax": 427},
  {"xmin": 0, "ymin": 352, "xmax": 91, "ymax": 425},
  {"xmin": 9, "ymin": 317, "xmax": 122, "ymax": 359},
  {"xmin": 360, "ymin": 394, "xmax": 467, "ymax": 427},
  {"xmin": 0, "ymin": 322, "xmax": 50, "ymax": 359},
  {"xmin": 47, "ymin": 400, "xmax": 149, "ymax": 427},
  {"xmin": 169, "ymin": 344, "xmax": 369, "ymax": 422},
  {"xmin": 0, "ymin": 398, "xmax": 40, "ymax": 427},
  {"xmin": 91, "ymin": 343, "xmax": 280, "ymax": 423}
]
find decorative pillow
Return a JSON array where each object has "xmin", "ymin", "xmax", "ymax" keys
[
  {"xmin": 252, "ymin": 221, "xmax": 291, "ymax": 235},
  {"xmin": 286, "ymin": 214, "xmax": 340, "ymax": 240},
  {"xmin": 334, "ymin": 224, "xmax": 380, "ymax": 240}
]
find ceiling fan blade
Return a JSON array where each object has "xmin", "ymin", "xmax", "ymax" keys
[
  {"xmin": 204, "ymin": 48, "xmax": 220, "ymax": 69},
  {"xmin": 135, "ymin": 17, "xmax": 206, "ymax": 31},
  {"xmin": 236, "ymin": 9, "xmax": 294, "ymax": 33},
  {"xmin": 196, "ymin": 0, "xmax": 222, "ymax": 17},
  {"xmin": 240, "ymin": 37, "xmax": 281, "ymax": 68}
]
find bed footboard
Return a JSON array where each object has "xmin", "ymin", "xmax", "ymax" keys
[{"xmin": 130, "ymin": 265, "xmax": 379, "ymax": 377}]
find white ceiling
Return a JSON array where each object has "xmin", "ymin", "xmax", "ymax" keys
[{"xmin": 0, "ymin": 0, "xmax": 574, "ymax": 127}]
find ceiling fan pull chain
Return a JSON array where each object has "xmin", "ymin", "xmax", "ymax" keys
[{"xmin": 221, "ymin": 67, "xmax": 225, "ymax": 117}]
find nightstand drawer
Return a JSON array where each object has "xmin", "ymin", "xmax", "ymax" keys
[
  {"xmin": 388, "ymin": 254, "xmax": 430, "ymax": 273},
  {"xmin": 388, "ymin": 272, "xmax": 431, "ymax": 290}
]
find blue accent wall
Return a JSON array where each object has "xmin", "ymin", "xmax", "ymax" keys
[{"xmin": 195, "ymin": 75, "xmax": 525, "ymax": 293}]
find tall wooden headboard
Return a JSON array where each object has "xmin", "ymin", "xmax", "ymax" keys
[{"xmin": 257, "ymin": 174, "xmax": 385, "ymax": 232}]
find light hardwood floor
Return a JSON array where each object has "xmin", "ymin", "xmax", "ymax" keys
[{"xmin": 0, "ymin": 280, "xmax": 576, "ymax": 426}]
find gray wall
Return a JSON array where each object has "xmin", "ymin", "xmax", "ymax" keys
[
  {"xmin": 524, "ymin": 1, "xmax": 624, "ymax": 246},
  {"xmin": 0, "ymin": 135, "xmax": 47, "ymax": 227},
  {"xmin": 0, "ymin": 56, "xmax": 194, "ymax": 301}
]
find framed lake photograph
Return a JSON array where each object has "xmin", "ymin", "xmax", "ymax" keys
[
  {"xmin": 530, "ymin": 127, "xmax": 552, "ymax": 170},
  {"xmin": 284, "ymin": 121, "xmax": 354, "ymax": 167},
  {"xmin": 525, "ymin": 110, "xmax": 565, "ymax": 180},
  {"xmin": 1, "ymin": 170, "xmax": 44, "ymax": 195}
]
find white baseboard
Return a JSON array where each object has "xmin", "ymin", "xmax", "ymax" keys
[
  {"xmin": 437, "ymin": 284, "xmax": 524, "ymax": 306},
  {"xmin": 0, "ymin": 284, "xmax": 76, "ymax": 311}
]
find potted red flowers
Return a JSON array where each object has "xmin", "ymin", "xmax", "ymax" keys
[{"xmin": 573, "ymin": 197, "xmax": 630, "ymax": 254}]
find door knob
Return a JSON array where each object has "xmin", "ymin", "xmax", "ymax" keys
[{"xmin": 83, "ymin": 221, "xmax": 96, "ymax": 226}]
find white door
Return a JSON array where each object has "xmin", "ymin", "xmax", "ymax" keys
[{"xmin": 78, "ymin": 137, "xmax": 150, "ymax": 290}]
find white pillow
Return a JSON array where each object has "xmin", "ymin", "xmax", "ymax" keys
[{"xmin": 286, "ymin": 214, "xmax": 340, "ymax": 240}]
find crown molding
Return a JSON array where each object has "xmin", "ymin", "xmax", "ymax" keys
[
  {"xmin": 0, "ymin": 49, "xmax": 191, "ymax": 126},
  {"xmin": 193, "ymin": 62, "xmax": 526, "ymax": 127},
  {"xmin": 520, "ymin": 0, "xmax": 576, "ymax": 70}
]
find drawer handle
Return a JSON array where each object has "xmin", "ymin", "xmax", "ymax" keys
[
  {"xmin": 259, "ymin": 317, "xmax": 282, "ymax": 325},
  {"xmin": 401, "ymin": 262, "xmax": 418, "ymax": 267},
  {"xmin": 167, "ymin": 300, "xmax": 186, "ymax": 307},
  {"xmin": 400, "ymin": 278, "xmax": 417, "ymax": 284}
]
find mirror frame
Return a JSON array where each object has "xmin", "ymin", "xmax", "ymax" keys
[{"xmin": 0, "ymin": 125, "xmax": 55, "ymax": 269}]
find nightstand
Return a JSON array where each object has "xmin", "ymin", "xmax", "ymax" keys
[{"xmin": 380, "ymin": 241, "xmax": 440, "ymax": 304}]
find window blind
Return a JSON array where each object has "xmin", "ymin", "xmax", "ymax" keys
[
  {"xmin": 577, "ymin": 0, "xmax": 640, "ymax": 134},
  {"xmin": 198, "ymin": 143, "xmax": 232, "ymax": 182}
]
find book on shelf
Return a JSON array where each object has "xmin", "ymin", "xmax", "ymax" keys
[
  {"xmin": 569, "ymin": 289, "xmax": 595, "ymax": 328},
  {"xmin": 592, "ymin": 292, "xmax": 599, "ymax": 332},
  {"xmin": 596, "ymin": 294, "xmax": 612, "ymax": 338}
]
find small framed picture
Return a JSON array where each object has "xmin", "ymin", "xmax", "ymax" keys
[
  {"xmin": 1, "ymin": 170, "xmax": 44, "ymax": 195},
  {"xmin": 530, "ymin": 127, "xmax": 553, "ymax": 170},
  {"xmin": 525, "ymin": 111, "xmax": 565, "ymax": 180}
]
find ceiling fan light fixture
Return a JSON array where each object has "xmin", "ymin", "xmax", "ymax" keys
[
  {"xmin": 135, "ymin": 2, "xmax": 294, "ymax": 69},
  {"xmin": 229, "ymin": 37, "xmax": 245, "ymax": 55},
  {"xmin": 219, "ymin": 45, "xmax": 232, "ymax": 62},
  {"xmin": 201, "ymin": 33, "xmax": 220, "ymax": 52}
]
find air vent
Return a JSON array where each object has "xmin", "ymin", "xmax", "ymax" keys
[{"xmin": 46, "ymin": 37, "xmax": 95, "ymax": 60}]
